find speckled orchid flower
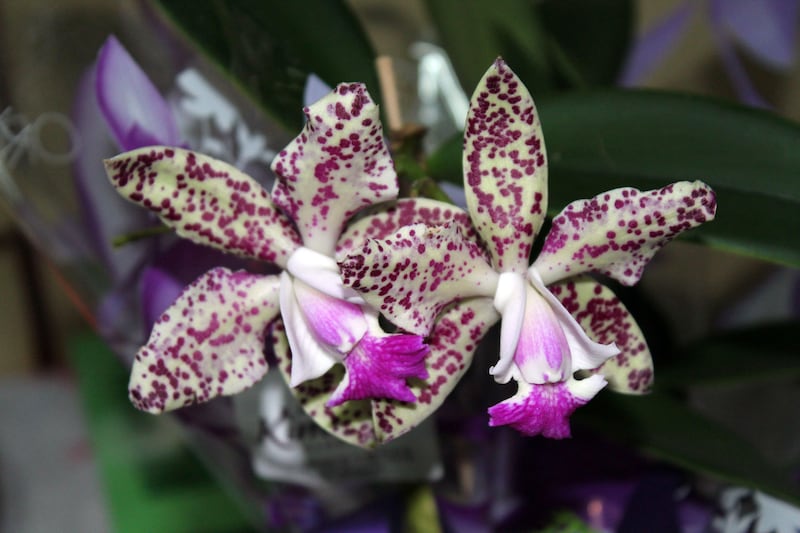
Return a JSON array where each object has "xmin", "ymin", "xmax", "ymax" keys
[
  {"xmin": 340, "ymin": 59, "xmax": 717, "ymax": 438},
  {"xmin": 102, "ymin": 84, "xmax": 442, "ymax": 443}
]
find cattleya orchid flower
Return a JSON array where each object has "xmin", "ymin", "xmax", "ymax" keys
[
  {"xmin": 340, "ymin": 59, "xmax": 717, "ymax": 438},
  {"xmin": 102, "ymin": 82, "xmax": 487, "ymax": 447}
]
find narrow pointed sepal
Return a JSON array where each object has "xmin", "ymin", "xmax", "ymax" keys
[
  {"xmin": 534, "ymin": 181, "xmax": 717, "ymax": 286},
  {"xmin": 340, "ymin": 222, "xmax": 498, "ymax": 335},
  {"xmin": 463, "ymin": 58, "xmax": 548, "ymax": 273},
  {"xmin": 104, "ymin": 147, "xmax": 301, "ymax": 267},
  {"xmin": 488, "ymin": 374, "xmax": 607, "ymax": 438},
  {"xmin": 271, "ymin": 83, "xmax": 397, "ymax": 256},
  {"xmin": 327, "ymin": 332, "xmax": 429, "ymax": 407},
  {"xmin": 549, "ymin": 276, "xmax": 654, "ymax": 394},
  {"xmin": 128, "ymin": 268, "xmax": 280, "ymax": 413}
]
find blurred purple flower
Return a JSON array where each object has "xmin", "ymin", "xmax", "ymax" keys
[{"xmin": 619, "ymin": 0, "xmax": 799, "ymax": 108}]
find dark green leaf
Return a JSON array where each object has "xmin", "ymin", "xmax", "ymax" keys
[
  {"xmin": 423, "ymin": 0, "xmax": 554, "ymax": 93},
  {"xmin": 656, "ymin": 322, "xmax": 800, "ymax": 388},
  {"xmin": 576, "ymin": 392, "xmax": 800, "ymax": 505},
  {"xmin": 538, "ymin": 0, "xmax": 634, "ymax": 86},
  {"xmin": 427, "ymin": 90, "xmax": 800, "ymax": 267},
  {"xmin": 154, "ymin": 0, "xmax": 378, "ymax": 131}
]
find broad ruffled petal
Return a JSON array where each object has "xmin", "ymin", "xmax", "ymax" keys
[
  {"xmin": 463, "ymin": 58, "xmax": 547, "ymax": 273},
  {"xmin": 534, "ymin": 181, "xmax": 717, "ymax": 286},
  {"xmin": 274, "ymin": 301, "xmax": 500, "ymax": 447},
  {"xmin": 340, "ymin": 222, "xmax": 498, "ymax": 335},
  {"xmin": 549, "ymin": 277, "xmax": 654, "ymax": 394},
  {"xmin": 372, "ymin": 301, "xmax": 500, "ymax": 443},
  {"xmin": 488, "ymin": 374, "xmax": 607, "ymax": 438},
  {"xmin": 328, "ymin": 328, "xmax": 429, "ymax": 407},
  {"xmin": 272, "ymin": 322, "xmax": 379, "ymax": 448},
  {"xmin": 95, "ymin": 36, "xmax": 181, "ymax": 150},
  {"xmin": 271, "ymin": 83, "xmax": 397, "ymax": 256},
  {"xmin": 104, "ymin": 147, "xmax": 302, "ymax": 267},
  {"xmin": 335, "ymin": 197, "xmax": 480, "ymax": 259},
  {"xmin": 279, "ymin": 274, "xmax": 342, "ymax": 386},
  {"xmin": 128, "ymin": 268, "xmax": 280, "ymax": 413}
]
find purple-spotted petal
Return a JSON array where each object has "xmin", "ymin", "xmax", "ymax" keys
[
  {"xmin": 372, "ymin": 301, "xmax": 500, "ymax": 443},
  {"xmin": 272, "ymin": 322, "xmax": 378, "ymax": 448},
  {"xmin": 271, "ymin": 83, "xmax": 397, "ymax": 256},
  {"xmin": 104, "ymin": 147, "xmax": 302, "ymax": 267},
  {"xmin": 335, "ymin": 197, "xmax": 479, "ymax": 259},
  {"xmin": 534, "ymin": 181, "xmax": 717, "ymax": 287},
  {"xmin": 550, "ymin": 277, "xmax": 654, "ymax": 394},
  {"xmin": 488, "ymin": 374, "xmax": 607, "ymax": 438},
  {"xmin": 95, "ymin": 36, "xmax": 181, "ymax": 151},
  {"xmin": 463, "ymin": 58, "xmax": 547, "ymax": 273},
  {"xmin": 128, "ymin": 268, "xmax": 280, "ymax": 413},
  {"xmin": 327, "ymin": 330, "xmax": 429, "ymax": 407},
  {"xmin": 340, "ymin": 222, "xmax": 498, "ymax": 335}
]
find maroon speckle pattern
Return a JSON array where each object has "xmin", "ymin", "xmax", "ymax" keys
[
  {"xmin": 488, "ymin": 381, "xmax": 588, "ymax": 438},
  {"xmin": 550, "ymin": 277, "xmax": 653, "ymax": 393},
  {"xmin": 104, "ymin": 147, "xmax": 301, "ymax": 268},
  {"xmin": 271, "ymin": 322, "xmax": 378, "ymax": 448},
  {"xmin": 271, "ymin": 83, "xmax": 398, "ymax": 255},
  {"xmin": 336, "ymin": 198, "xmax": 483, "ymax": 259},
  {"xmin": 340, "ymin": 223, "xmax": 497, "ymax": 336},
  {"xmin": 535, "ymin": 181, "xmax": 717, "ymax": 286},
  {"xmin": 128, "ymin": 268, "xmax": 280, "ymax": 413},
  {"xmin": 373, "ymin": 302, "xmax": 500, "ymax": 443},
  {"xmin": 463, "ymin": 58, "xmax": 547, "ymax": 273}
]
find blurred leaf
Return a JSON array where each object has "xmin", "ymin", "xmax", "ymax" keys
[
  {"xmin": 154, "ymin": 0, "xmax": 378, "ymax": 131},
  {"xmin": 404, "ymin": 485, "xmax": 442, "ymax": 533},
  {"xmin": 427, "ymin": 90, "xmax": 800, "ymax": 267},
  {"xmin": 656, "ymin": 322, "xmax": 800, "ymax": 388},
  {"xmin": 539, "ymin": 0, "xmax": 634, "ymax": 86},
  {"xmin": 425, "ymin": 0, "xmax": 633, "ymax": 92},
  {"xmin": 576, "ymin": 392, "xmax": 800, "ymax": 505},
  {"xmin": 424, "ymin": 0, "xmax": 554, "ymax": 93}
]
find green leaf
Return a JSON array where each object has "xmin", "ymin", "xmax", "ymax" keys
[
  {"xmin": 656, "ymin": 322, "xmax": 800, "ymax": 388},
  {"xmin": 153, "ymin": 0, "xmax": 378, "ymax": 131},
  {"xmin": 427, "ymin": 90, "xmax": 800, "ymax": 268},
  {"xmin": 576, "ymin": 392, "xmax": 800, "ymax": 505},
  {"xmin": 424, "ymin": 0, "xmax": 554, "ymax": 93},
  {"xmin": 538, "ymin": 0, "xmax": 634, "ymax": 87}
]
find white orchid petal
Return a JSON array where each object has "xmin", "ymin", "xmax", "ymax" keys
[
  {"xmin": 287, "ymin": 246, "xmax": 363, "ymax": 303},
  {"xmin": 490, "ymin": 271, "xmax": 527, "ymax": 383},
  {"xmin": 279, "ymin": 273, "xmax": 340, "ymax": 386}
]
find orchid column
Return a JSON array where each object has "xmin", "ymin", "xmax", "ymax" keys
[{"xmin": 341, "ymin": 59, "xmax": 717, "ymax": 438}]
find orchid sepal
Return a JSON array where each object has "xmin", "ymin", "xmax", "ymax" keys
[
  {"xmin": 271, "ymin": 83, "xmax": 398, "ymax": 257},
  {"xmin": 340, "ymin": 222, "xmax": 498, "ymax": 336},
  {"xmin": 128, "ymin": 268, "xmax": 280, "ymax": 413},
  {"xmin": 549, "ymin": 276, "xmax": 654, "ymax": 394},
  {"xmin": 463, "ymin": 58, "xmax": 548, "ymax": 273},
  {"xmin": 104, "ymin": 146, "xmax": 302, "ymax": 267},
  {"xmin": 533, "ymin": 181, "xmax": 717, "ymax": 287}
]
